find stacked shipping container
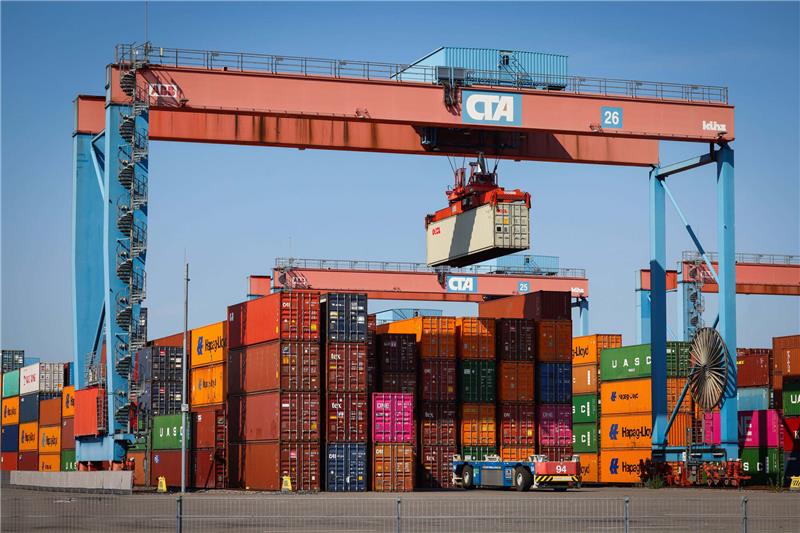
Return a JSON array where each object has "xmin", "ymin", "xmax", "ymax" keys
[
  {"xmin": 1, "ymin": 369, "xmax": 21, "ymax": 470},
  {"xmin": 19, "ymin": 363, "xmax": 64, "ymax": 471},
  {"xmin": 61, "ymin": 386, "xmax": 76, "ymax": 471},
  {"xmin": 458, "ymin": 318, "xmax": 496, "ymax": 468},
  {"xmin": 372, "ymin": 393, "xmax": 414, "ymax": 491},
  {"xmin": 497, "ymin": 319, "xmax": 536, "ymax": 462},
  {"xmin": 775, "ymin": 335, "xmax": 800, "ymax": 482}
]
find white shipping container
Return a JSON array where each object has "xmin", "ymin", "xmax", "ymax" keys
[
  {"xmin": 426, "ymin": 202, "xmax": 530, "ymax": 267},
  {"xmin": 19, "ymin": 362, "xmax": 64, "ymax": 395},
  {"xmin": 20, "ymin": 363, "xmax": 40, "ymax": 395}
]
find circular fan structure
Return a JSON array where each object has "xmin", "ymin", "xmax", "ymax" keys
[{"xmin": 689, "ymin": 328, "xmax": 730, "ymax": 411}]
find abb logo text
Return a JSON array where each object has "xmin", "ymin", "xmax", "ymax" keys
[{"xmin": 149, "ymin": 84, "xmax": 178, "ymax": 98}]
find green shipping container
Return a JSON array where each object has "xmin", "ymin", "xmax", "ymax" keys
[
  {"xmin": 151, "ymin": 414, "xmax": 189, "ymax": 450},
  {"xmin": 2, "ymin": 370, "xmax": 19, "ymax": 398},
  {"xmin": 572, "ymin": 423, "xmax": 598, "ymax": 453},
  {"xmin": 459, "ymin": 360, "xmax": 496, "ymax": 403},
  {"xmin": 572, "ymin": 394, "xmax": 598, "ymax": 423},
  {"xmin": 61, "ymin": 449, "xmax": 76, "ymax": 472},
  {"xmin": 600, "ymin": 342, "xmax": 691, "ymax": 382},
  {"xmin": 462, "ymin": 446, "xmax": 497, "ymax": 461},
  {"xmin": 740, "ymin": 447, "xmax": 782, "ymax": 485},
  {"xmin": 783, "ymin": 378, "xmax": 800, "ymax": 416}
]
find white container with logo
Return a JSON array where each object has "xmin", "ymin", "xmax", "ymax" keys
[
  {"xmin": 19, "ymin": 362, "xmax": 64, "ymax": 395},
  {"xmin": 20, "ymin": 363, "xmax": 41, "ymax": 395}
]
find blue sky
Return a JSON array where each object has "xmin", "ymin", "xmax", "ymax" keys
[{"xmin": 2, "ymin": 2, "xmax": 798, "ymax": 361}]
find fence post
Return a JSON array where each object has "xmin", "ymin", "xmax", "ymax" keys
[
  {"xmin": 624, "ymin": 497, "xmax": 630, "ymax": 533},
  {"xmin": 396, "ymin": 498, "xmax": 401, "ymax": 533},
  {"xmin": 176, "ymin": 495, "xmax": 183, "ymax": 533},
  {"xmin": 741, "ymin": 497, "xmax": 748, "ymax": 533}
]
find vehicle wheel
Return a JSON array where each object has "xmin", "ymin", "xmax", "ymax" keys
[
  {"xmin": 462, "ymin": 466, "xmax": 475, "ymax": 490},
  {"xmin": 514, "ymin": 467, "xmax": 532, "ymax": 492}
]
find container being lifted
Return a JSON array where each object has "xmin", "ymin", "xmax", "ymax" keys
[{"xmin": 425, "ymin": 155, "xmax": 531, "ymax": 267}]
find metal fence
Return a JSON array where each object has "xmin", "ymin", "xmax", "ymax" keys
[{"xmin": 4, "ymin": 491, "xmax": 799, "ymax": 532}]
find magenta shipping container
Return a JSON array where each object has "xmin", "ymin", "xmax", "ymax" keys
[
  {"xmin": 738, "ymin": 409, "xmax": 781, "ymax": 448},
  {"xmin": 703, "ymin": 411, "xmax": 721, "ymax": 445},
  {"xmin": 537, "ymin": 404, "xmax": 572, "ymax": 447},
  {"xmin": 372, "ymin": 393, "xmax": 414, "ymax": 443}
]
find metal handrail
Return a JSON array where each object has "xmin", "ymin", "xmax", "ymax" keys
[
  {"xmin": 275, "ymin": 257, "xmax": 586, "ymax": 278},
  {"xmin": 116, "ymin": 43, "xmax": 728, "ymax": 104},
  {"xmin": 681, "ymin": 251, "xmax": 799, "ymax": 265}
]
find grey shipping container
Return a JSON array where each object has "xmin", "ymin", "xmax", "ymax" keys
[{"xmin": 1, "ymin": 350, "xmax": 24, "ymax": 373}]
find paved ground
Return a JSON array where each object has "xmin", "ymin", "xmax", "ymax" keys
[{"xmin": 1, "ymin": 484, "xmax": 798, "ymax": 532}]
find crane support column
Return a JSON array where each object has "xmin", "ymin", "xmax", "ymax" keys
[
  {"xmin": 636, "ymin": 289, "xmax": 651, "ymax": 344},
  {"xmin": 649, "ymin": 168, "xmax": 668, "ymax": 448},
  {"xmin": 717, "ymin": 144, "xmax": 738, "ymax": 458}
]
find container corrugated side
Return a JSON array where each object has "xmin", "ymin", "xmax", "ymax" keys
[{"xmin": 326, "ymin": 443, "xmax": 367, "ymax": 492}]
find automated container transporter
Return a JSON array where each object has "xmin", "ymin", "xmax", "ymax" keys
[{"xmin": 452, "ymin": 454, "xmax": 580, "ymax": 491}]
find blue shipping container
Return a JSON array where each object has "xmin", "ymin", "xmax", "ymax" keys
[
  {"xmin": 537, "ymin": 363, "xmax": 572, "ymax": 404},
  {"xmin": 326, "ymin": 443, "xmax": 367, "ymax": 492},
  {"xmin": 19, "ymin": 393, "xmax": 39, "ymax": 424},
  {"xmin": 322, "ymin": 293, "xmax": 368, "ymax": 343},
  {"xmin": 737, "ymin": 387, "xmax": 769, "ymax": 411},
  {"xmin": 1, "ymin": 424, "xmax": 19, "ymax": 452}
]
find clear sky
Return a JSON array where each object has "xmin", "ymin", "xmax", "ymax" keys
[{"xmin": 2, "ymin": 1, "xmax": 798, "ymax": 362}]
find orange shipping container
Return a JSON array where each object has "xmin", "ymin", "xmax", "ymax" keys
[
  {"xmin": 779, "ymin": 348, "xmax": 800, "ymax": 377},
  {"xmin": 191, "ymin": 364, "xmax": 225, "ymax": 407},
  {"xmin": 74, "ymin": 387, "xmax": 101, "ymax": 437},
  {"xmin": 19, "ymin": 422, "xmax": 38, "ymax": 452},
  {"xmin": 39, "ymin": 454, "xmax": 60, "ymax": 472},
  {"xmin": 2, "ymin": 397, "xmax": 20, "ymax": 426},
  {"xmin": 500, "ymin": 446, "xmax": 536, "ymax": 461},
  {"xmin": 575, "ymin": 453, "xmax": 599, "ymax": 483},
  {"xmin": 191, "ymin": 321, "xmax": 227, "ymax": 368},
  {"xmin": 599, "ymin": 449, "xmax": 650, "ymax": 484},
  {"xmin": 460, "ymin": 403, "xmax": 496, "ymax": 447},
  {"xmin": 39, "ymin": 398, "xmax": 62, "ymax": 426},
  {"xmin": 377, "ymin": 317, "xmax": 456, "ymax": 359},
  {"xmin": 600, "ymin": 412, "xmax": 693, "ymax": 449},
  {"xmin": 457, "ymin": 318, "xmax": 495, "ymax": 360},
  {"xmin": 498, "ymin": 362, "xmax": 535, "ymax": 402},
  {"xmin": 535, "ymin": 320, "xmax": 572, "ymax": 362},
  {"xmin": 599, "ymin": 378, "xmax": 692, "ymax": 416},
  {"xmin": 572, "ymin": 364, "xmax": 598, "ymax": 395},
  {"xmin": 372, "ymin": 444, "xmax": 414, "ymax": 492},
  {"xmin": 572, "ymin": 334, "xmax": 622, "ymax": 365},
  {"xmin": 38, "ymin": 426, "xmax": 61, "ymax": 453},
  {"xmin": 62, "ymin": 386, "xmax": 75, "ymax": 418},
  {"xmin": 128, "ymin": 450, "xmax": 148, "ymax": 486}
]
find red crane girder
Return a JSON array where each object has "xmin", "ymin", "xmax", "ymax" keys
[{"xmin": 639, "ymin": 261, "xmax": 800, "ymax": 295}]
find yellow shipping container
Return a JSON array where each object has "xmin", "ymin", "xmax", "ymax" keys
[
  {"xmin": 191, "ymin": 321, "xmax": 227, "ymax": 368},
  {"xmin": 572, "ymin": 334, "xmax": 622, "ymax": 365},
  {"xmin": 39, "ymin": 425, "xmax": 61, "ymax": 453},
  {"xmin": 575, "ymin": 453, "xmax": 599, "ymax": 483},
  {"xmin": 62, "ymin": 385, "xmax": 75, "ymax": 417},
  {"xmin": 39, "ymin": 454, "xmax": 61, "ymax": 472},
  {"xmin": 191, "ymin": 364, "xmax": 224, "ymax": 407},
  {"xmin": 2, "ymin": 396, "xmax": 20, "ymax": 426},
  {"xmin": 19, "ymin": 422, "xmax": 38, "ymax": 451},
  {"xmin": 599, "ymin": 449, "xmax": 650, "ymax": 484}
]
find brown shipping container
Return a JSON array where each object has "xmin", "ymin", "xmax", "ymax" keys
[
  {"xmin": 228, "ymin": 291, "xmax": 320, "ymax": 349},
  {"xmin": 377, "ymin": 317, "xmax": 456, "ymax": 359},
  {"xmin": 419, "ymin": 444, "xmax": 457, "ymax": 489},
  {"xmin": 153, "ymin": 332, "xmax": 185, "ymax": 349},
  {"xmin": 192, "ymin": 448, "xmax": 225, "ymax": 489},
  {"xmin": 778, "ymin": 348, "xmax": 800, "ymax": 377},
  {"xmin": 536, "ymin": 320, "xmax": 572, "ymax": 362},
  {"xmin": 572, "ymin": 334, "xmax": 622, "ymax": 365},
  {"xmin": 280, "ymin": 441, "xmax": 321, "ymax": 492},
  {"xmin": 327, "ymin": 343, "xmax": 367, "ymax": 392},
  {"xmin": 191, "ymin": 406, "xmax": 225, "ymax": 449},
  {"xmin": 326, "ymin": 392, "xmax": 368, "ymax": 442},
  {"xmin": 128, "ymin": 450, "xmax": 147, "ymax": 486},
  {"xmin": 420, "ymin": 402, "xmax": 457, "ymax": 446},
  {"xmin": 457, "ymin": 318, "xmax": 496, "ymax": 360},
  {"xmin": 499, "ymin": 403, "xmax": 536, "ymax": 446},
  {"xmin": 498, "ymin": 362, "xmax": 535, "ymax": 402},
  {"xmin": 228, "ymin": 341, "xmax": 320, "ymax": 395},
  {"xmin": 373, "ymin": 443, "xmax": 414, "ymax": 492},
  {"xmin": 496, "ymin": 319, "xmax": 536, "ymax": 361},
  {"xmin": 381, "ymin": 372, "xmax": 416, "ymax": 393},
  {"xmin": 378, "ymin": 334, "xmax": 416, "ymax": 373},
  {"xmin": 572, "ymin": 363, "xmax": 599, "ymax": 395},
  {"xmin": 229, "ymin": 442, "xmax": 280, "ymax": 490},
  {"xmin": 774, "ymin": 335, "xmax": 800, "ymax": 353},
  {"xmin": 18, "ymin": 451, "xmax": 38, "ymax": 471},
  {"xmin": 150, "ymin": 450, "xmax": 189, "ymax": 487},
  {"xmin": 61, "ymin": 418, "xmax": 75, "ymax": 450},
  {"xmin": 479, "ymin": 291, "xmax": 571, "ymax": 321},
  {"xmin": 737, "ymin": 351, "xmax": 771, "ymax": 387},
  {"xmin": 1, "ymin": 452, "xmax": 18, "ymax": 471},
  {"xmin": 39, "ymin": 398, "xmax": 62, "ymax": 426},
  {"xmin": 280, "ymin": 392, "xmax": 320, "ymax": 441},
  {"xmin": 420, "ymin": 359, "xmax": 457, "ymax": 402},
  {"xmin": 461, "ymin": 404, "xmax": 497, "ymax": 447},
  {"xmin": 228, "ymin": 391, "xmax": 280, "ymax": 442}
]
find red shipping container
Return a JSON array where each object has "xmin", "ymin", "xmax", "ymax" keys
[
  {"xmin": 736, "ymin": 351, "xmax": 771, "ymax": 387},
  {"xmin": 457, "ymin": 318, "xmax": 496, "ymax": 360},
  {"xmin": 378, "ymin": 334, "xmax": 416, "ymax": 373},
  {"xmin": 420, "ymin": 402, "xmax": 457, "ymax": 446},
  {"xmin": 17, "ymin": 451, "xmax": 38, "ymax": 471},
  {"xmin": 420, "ymin": 359, "xmax": 457, "ymax": 402},
  {"xmin": 228, "ymin": 291, "xmax": 320, "ymax": 349},
  {"xmin": 280, "ymin": 441, "xmax": 320, "ymax": 492},
  {"xmin": 74, "ymin": 387, "xmax": 102, "ymax": 437},
  {"xmin": 500, "ymin": 403, "xmax": 537, "ymax": 446},
  {"xmin": 191, "ymin": 406, "xmax": 225, "ymax": 449},
  {"xmin": 537, "ymin": 404, "xmax": 572, "ymax": 447},
  {"xmin": 326, "ymin": 392, "xmax": 368, "ymax": 442},
  {"xmin": 372, "ymin": 393, "xmax": 414, "ymax": 444},
  {"xmin": 778, "ymin": 348, "xmax": 800, "ymax": 377},
  {"xmin": 228, "ymin": 442, "xmax": 280, "ymax": 490},
  {"xmin": 150, "ymin": 450, "xmax": 189, "ymax": 487},
  {"xmin": 381, "ymin": 372, "xmax": 416, "ymax": 393},
  {"xmin": 535, "ymin": 320, "xmax": 572, "ymax": 362},
  {"xmin": 228, "ymin": 391, "xmax": 280, "ymax": 442},
  {"xmin": 498, "ymin": 362, "xmax": 535, "ymax": 402},
  {"xmin": 1, "ymin": 451, "xmax": 17, "ymax": 471},
  {"xmin": 152, "ymin": 332, "xmax": 185, "ymax": 348},
  {"xmin": 327, "ymin": 343, "xmax": 367, "ymax": 392},
  {"xmin": 783, "ymin": 415, "xmax": 800, "ymax": 452},
  {"xmin": 496, "ymin": 319, "xmax": 536, "ymax": 361},
  {"xmin": 228, "ymin": 341, "xmax": 320, "ymax": 395},
  {"xmin": 774, "ymin": 335, "xmax": 800, "ymax": 352},
  {"xmin": 280, "ymin": 392, "xmax": 320, "ymax": 441},
  {"xmin": 419, "ymin": 444, "xmax": 457, "ymax": 489},
  {"xmin": 61, "ymin": 418, "xmax": 75, "ymax": 450},
  {"xmin": 39, "ymin": 398, "xmax": 61, "ymax": 426},
  {"xmin": 479, "ymin": 291, "xmax": 571, "ymax": 320},
  {"xmin": 372, "ymin": 443, "xmax": 414, "ymax": 492},
  {"xmin": 192, "ymin": 449, "xmax": 226, "ymax": 489}
]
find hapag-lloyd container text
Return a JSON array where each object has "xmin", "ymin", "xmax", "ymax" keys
[
  {"xmin": 572, "ymin": 334, "xmax": 622, "ymax": 365},
  {"xmin": 191, "ymin": 321, "xmax": 227, "ymax": 368},
  {"xmin": 228, "ymin": 291, "xmax": 320, "ymax": 349},
  {"xmin": 372, "ymin": 393, "xmax": 414, "ymax": 443},
  {"xmin": 191, "ymin": 364, "xmax": 224, "ymax": 407}
]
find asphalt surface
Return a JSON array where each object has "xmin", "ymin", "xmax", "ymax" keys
[{"xmin": 1, "ymin": 484, "xmax": 798, "ymax": 532}]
